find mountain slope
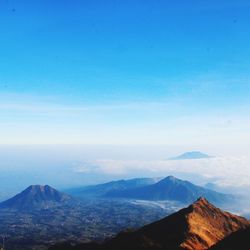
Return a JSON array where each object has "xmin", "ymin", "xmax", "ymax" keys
[
  {"xmin": 67, "ymin": 178, "xmax": 161, "ymax": 198},
  {"xmin": 209, "ymin": 227, "xmax": 250, "ymax": 250},
  {"xmin": 169, "ymin": 151, "xmax": 212, "ymax": 160},
  {"xmin": 49, "ymin": 198, "xmax": 250, "ymax": 250},
  {"xmin": 103, "ymin": 198, "xmax": 249, "ymax": 250},
  {"xmin": 0, "ymin": 185, "xmax": 73, "ymax": 210},
  {"xmin": 105, "ymin": 176, "xmax": 231, "ymax": 204}
]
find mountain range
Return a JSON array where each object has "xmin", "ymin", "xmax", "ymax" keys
[
  {"xmin": 0, "ymin": 177, "xmax": 243, "ymax": 250},
  {"xmin": 67, "ymin": 177, "xmax": 161, "ymax": 198},
  {"xmin": 0, "ymin": 184, "xmax": 175, "ymax": 250},
  {"xmin": 48, "ymin": 197, "xmax": 250, "ymax": 250},
  {"xmin": 69, "ymin": 176, "xmax": 232, "ymax": 205}
]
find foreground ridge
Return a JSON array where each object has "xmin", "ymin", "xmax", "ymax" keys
[{"xmin": 49, "ymin": 197, "xmax": 250, "ymax": 250}]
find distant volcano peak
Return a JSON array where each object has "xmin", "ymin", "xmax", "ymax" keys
[
  {"xmin": 0, "ymin": 184, "xmax": 73, "ymax": 210},
  {"xmin": 159, "ymin": 175, "xmax": 179, "ymax": 182},
  {"xmin": 169, "ymin": 151, "xmax": 212, "ymax": 160},
  {"xmin": 27, "ymin": 184, "xmax": 50, "ymax": 192}
]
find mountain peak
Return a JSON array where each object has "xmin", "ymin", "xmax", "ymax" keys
[
  {"xmin": 27, "ymin": 184, "xmax": 56, "ymax": 192},
  {"xmin": 169, "ymin": 151, "xmax": 212, "ymax": 160},
  {"xmin": 0, "ymin": 184, "xmax": 73, "ymax": 210},
  {"xmin": 165, "ymin": 175, "xmax": 177, "ymax": 181},
  {"xmin": 194, "ymin": 196, "xmax": 210, "ymax": 206},
  {"xmin": 57, "ymin": 199, "xmax": 250, "ymax": 250},
  {"xmin": 156, "ymin": 175, "xmax": 184, "ymax": 186},
  {"xmin": 99, "ymin": 199, "xmax": 250, "ymax": 250},
  {"xmin": 180, "ymin": 198, "xmax": 250, "ymax": 250},
  {"xmin": 105, "ymin": 175, "xmax": 231, "ymax": 204},
  {"xmin": 158, "ymin": 175, "xmax": 179, "ymax": 183},
  {"xmin": 27, "ymin": 184, "xmax": 50, "ymax": 191}
]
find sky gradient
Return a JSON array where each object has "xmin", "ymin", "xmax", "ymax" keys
[{"xmin": 1, "ymin": 0, "xmax": 250, "ymax": 146}]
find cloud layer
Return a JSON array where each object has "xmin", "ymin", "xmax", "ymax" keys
[{"xmin": 73, "ymin": 156, "xmax": 250, "ymax": 188}]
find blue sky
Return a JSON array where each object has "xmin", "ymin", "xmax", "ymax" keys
[{"xmin": 1, "ymin": 0, "xmax": 250, "ymax": 146}]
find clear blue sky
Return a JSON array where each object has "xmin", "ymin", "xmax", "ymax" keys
[{"xmin": 1, "ymin": 0, "xmax": 250, "ymax": 146}]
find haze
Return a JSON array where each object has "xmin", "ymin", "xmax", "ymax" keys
[{"xmin": 0, "ymin": 1, "xmax": 250, "ymax": 201}]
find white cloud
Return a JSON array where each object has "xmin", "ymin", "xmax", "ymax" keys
[{"xmin": 73, "ymin": 156, "xmax": 250, "ymax": 187}]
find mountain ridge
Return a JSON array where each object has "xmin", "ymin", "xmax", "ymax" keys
[
  {"xmin": 104, "ymin": 176, "xmax": 231, "ymax": 204},
  {"xmin": 48, "ymin": 197, "xmax": 250, "ymax": 250},
  {"xmin": 66, "ymin": 177, "xmax": 162, "ymax": 198}
]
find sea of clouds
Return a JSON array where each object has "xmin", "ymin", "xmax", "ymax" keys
[{"xmin": 73, "ymin": 156, "xmax": 250, "ymax": 192}]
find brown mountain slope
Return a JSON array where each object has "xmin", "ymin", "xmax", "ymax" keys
[
  {"xmin": 104, "ymin": 197, "xmax": 249, "ymax": 250},
  {"xmin": 49, "ymin": 197, "xmax": 250, "ymax": 250},
  {"xmin": 179, "ymin": 197, "xmax": 249, "ymax": 250},
  {"xmin": 209, "ymin": 227, "xmax": 250, "ymax": 250}
]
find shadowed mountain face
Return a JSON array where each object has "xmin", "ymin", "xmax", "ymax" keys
[
  {"xmin": 210, "ymin": 227, "xmax": 250, "ymax": 250},
  {"xmin": 49, "ymin": 198, "xmax": 250, "ymax": 250},
  {"xmin": 169, "ymin": 151, "xmax": 212, "ymax": 160},
  {"xmin": 104, "ymin": 176, "xmax": 231, "ymax": 204},
  {"xmin": 0, "ymin": 185, "xmax": 73, "ymax": 210}
]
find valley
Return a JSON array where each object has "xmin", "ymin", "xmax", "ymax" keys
[
  {"xmin": 0, "ymin": 176, "xmax": 248, "ymax": 250},
  {"xmin": 0, "ymin": 189, "xmax": 178, "ymax": 249}
]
